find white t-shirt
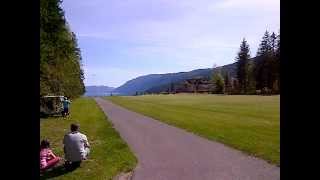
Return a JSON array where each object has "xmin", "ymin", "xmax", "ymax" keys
[{"xmin": 63, "ymin": 131, "xmax": 90, "ymax": 162}]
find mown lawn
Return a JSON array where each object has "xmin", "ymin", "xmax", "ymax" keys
[
  {"xmin": 107, "ymin": 94, "xmax": 280, "ymax": 165},
  {"xmin": 40, "ymin": 98, "xmax": 137, "ymax": 180}
]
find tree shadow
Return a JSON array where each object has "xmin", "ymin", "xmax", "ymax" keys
[
  {"xmin": 40, "ymin": 164, "xmax": 79, "ymax": 180},
  {"xmin": 40, "ymin": 114, "xmax": 64, "ymax": 119}
]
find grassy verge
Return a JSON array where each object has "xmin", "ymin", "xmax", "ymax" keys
[
  {"xmin": 107, "ymin": 94, "xmax": 280, "ymax": 165},
  {"xmin": 40, "ymin": 98, "xmax": 137, "ymax": 180}
]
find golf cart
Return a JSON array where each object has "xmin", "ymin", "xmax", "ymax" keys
[{"xmin": 40, "ymin": 95, "xmax": 65, "ymax": 117}]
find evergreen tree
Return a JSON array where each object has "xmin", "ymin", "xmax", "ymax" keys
[
  {"xmin": 270, "ymin": 32, "xmax": 277, "ymax": 56},
  {"xmin": 40, "ymin": 0, "xmax": 85, "ymax": 98},
  {"xmin": 257, "ymin": 31, "xmax": 272, "ymax": 56},
  {"xmin": 231, "ymin": 79, "xmax": 240, "ymax": 94},
  {"xmin": 236, "ymin": 38, "xmax": 251, "ymax": 94},
  {"xmin": 223, "ymin": 72, "xmax": 231, "ymax": 94},
  {"xmin": 254, "ymin": 30, "xmax": 280, "ymax": 93},
  {"xmin": 247, "ymin": 61, "xmax": 256, "ymax": 94},
  {"xmin": 255, "ymin": 31, "xmax": 271, "ymax": 90},
  {"xmin": 276, "ymin": 31, "xmax": 280, "ymax": 59},
  {"xmin": 275, "ymin": 31, "xmax": 280, "ymax": 92},
  {"xmin": 269, "ymin": 32, "xmax": 279, "ymax": 93}
]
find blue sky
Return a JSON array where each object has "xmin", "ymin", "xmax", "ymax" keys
[{"xmin": 62, "ymin": 0, "xmax": 279, "ymax": 87}]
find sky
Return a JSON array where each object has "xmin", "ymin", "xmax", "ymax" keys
[{"xmin": 61, "ymin": 0, "xmax": 280, "ymax": 87}]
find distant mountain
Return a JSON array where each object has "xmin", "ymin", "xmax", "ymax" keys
[
  {"xmin": 84, "ymin": 86, "xmax": 115, "ymax": 96},
  {"xmin": 115, "ymin": 60, "xmax": 243, "ymax": 95}
]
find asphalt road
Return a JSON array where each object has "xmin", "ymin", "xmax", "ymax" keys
[{"xmin": 95, "ymin": 97, "xmax": 280, "ymax": 180}]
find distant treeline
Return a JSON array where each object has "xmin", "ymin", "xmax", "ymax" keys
[
  {"xmin": 212, "ymin": 30, "xmax": 280, "ymax": 95},
  {"xmin": 40, "ymin": 0, "xmax": 85, "ymax": 98}
]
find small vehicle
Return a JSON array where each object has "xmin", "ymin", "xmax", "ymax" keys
[{"xmin": 40, "ymin": 95, "xmax": 65, "ymax": 117}]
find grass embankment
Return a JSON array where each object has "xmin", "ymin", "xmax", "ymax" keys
[
  {"xmin": 107, "ymin": 94, "xmax": 280, "ymax": 165},
  {"xmin": 40, "ymin": 98, "xmax": 137, "ymax": 180}
]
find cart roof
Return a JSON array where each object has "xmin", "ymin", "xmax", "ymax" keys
[{"xmin": 41, "ymin": 95, "xmax": 65, "ymax": 98}]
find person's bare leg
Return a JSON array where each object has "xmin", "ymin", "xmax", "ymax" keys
[{"xmin": 42, "ymin": 157, "xmax": 61, "ymax": 170}]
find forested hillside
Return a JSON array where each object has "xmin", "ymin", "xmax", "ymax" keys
[
  {"xmin": 114, "ymin": 60, "xmax": 238, "ymax": 95},
  {"xmin": 115, "ymin": 68, "xmax": 213, "ymax": 95},
  {"xmin": 40, "ymin": 0, "xmax": 85, "ymax": 98}
]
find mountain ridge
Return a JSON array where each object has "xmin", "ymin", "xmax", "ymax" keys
[{"xmin": 115, "ymin": 61, "xmax": 241, "ymax": 95}]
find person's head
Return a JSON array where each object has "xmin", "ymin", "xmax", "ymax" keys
[
  {"xmin": 70, "ymin": 123, "xmax": 79, "ymax": 132},
  {"xmin": 40, "ymin": 139, "xmax": 50, "ymax": 150},
  {"xmin": 64, "ymin": 97, "xmax": 68, "ymax": 100}
]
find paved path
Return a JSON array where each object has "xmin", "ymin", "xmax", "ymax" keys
[{"xmin": 95, "ymin": 98, "xmax": 280, "ymax": 180}]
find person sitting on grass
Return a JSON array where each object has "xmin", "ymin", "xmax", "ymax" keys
[
  {"xmin": 63, "ymin": 123, "xmax": 90, "ymax": 169},
  {"xmin": 40, "ymin": 139, "xmax": 61, "ymax": 171}
]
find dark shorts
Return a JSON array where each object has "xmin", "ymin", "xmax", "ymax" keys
[
  {"xmin": 64, "ymin": 108, "xmax": 69, "ymax": 113},
  {"xmin": 65, "ymin": 161, "xmax": 81, "ymax": 171}
]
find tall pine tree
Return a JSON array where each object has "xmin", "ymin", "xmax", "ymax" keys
[
  {"xmin": 275, "ymin": 31, "xmax": 280, "ymax": 92},
  {"xmin": 270, "ymin": 32, "xmax": 277, "ymax": 56},
  {"xmin": 268, "ymin": 32, "xmax": 278, "ymax": 91},
  {"xmin": 254, "ymin": 30, "xmax": 280, "ymax": 93},
  {"xmin": 236, "ymin": 38, "xmax": 251, "ymax": 94},
  {"xmin": 276, "ymin": 31, "xmax": 280, "ymax": 59},
  {"xmin": 255, "ymin": 31, "xmax": 271, "ymax": 90},
  {"xmin": 257, "ymin": 31, "xmax": 272, "ymax": 56}
]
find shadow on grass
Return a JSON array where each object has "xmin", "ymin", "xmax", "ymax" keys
[
  {"xmin": 40, "ymin": 111, "xmax": 68, "ymax": 119},
  {"xmin": 40, "ymin": 114, "xmax": 68, "ymax": 121},
  {"xmin": 40, "ymin": 164, "xmax": 79, "ymax": 180}
]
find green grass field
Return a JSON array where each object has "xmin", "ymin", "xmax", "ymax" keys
[
  {"xmin": 107, "ymin": 94, "xmax": 280, "ymax": 165},
  {"xmin": 40, "ymin": 98, "xmax": 137, "ymax": 180}
]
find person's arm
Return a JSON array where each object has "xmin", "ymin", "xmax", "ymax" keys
[
  {"xmin": 48, "ymin": 149, "xmax": 57, "ymax": 159},
  {"xmin": 63, "ymin": 135, "xmax": 67, "ymax": 153},
  {"xmin": 82, "ymin": 135, "xmax": 90, "ymax": 148}
]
